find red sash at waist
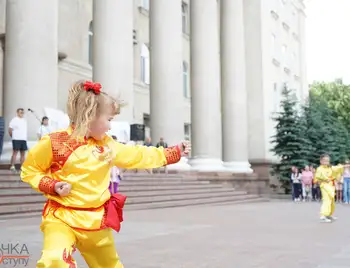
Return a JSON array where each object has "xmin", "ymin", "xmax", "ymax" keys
[
  {"xmin": 104, "ymin": 193, "xmax": 127, "ymax": 232},
  {"xmin": 43, "ymin": 193, "xmax": 127, "ymax": 232}
]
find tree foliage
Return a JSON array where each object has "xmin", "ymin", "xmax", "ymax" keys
[
  {"xmin": 270, "ymin": 85, "xmax": 311, "ymax": 190},
  {"xmin": 271, "ymin": 82, "xmax": 350, "ymax": 192},
  {"xmin": 310, "ymin": 80, "xmax": 350, "ymax": 129}
]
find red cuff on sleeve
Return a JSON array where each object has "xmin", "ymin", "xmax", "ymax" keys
[
  {"xmin": 164, "ymin": 146, "xmax": 181, "ymax": 165},
  {"xmin": 38, "ymin": 176, "xmax": 59, "ymax": 195}
]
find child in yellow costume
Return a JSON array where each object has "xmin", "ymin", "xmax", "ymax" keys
[
  {"xmin": 20, "ymin": 80, "xmax": 191, "ymax": 268},
  {"xmin": 314, "ymin": 154, "xmax": 348, "ymax": 223}
]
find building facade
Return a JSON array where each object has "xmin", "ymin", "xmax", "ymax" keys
[{"xmin": 0, "ymin": 0, "xmax": 307, "ymax": 172}]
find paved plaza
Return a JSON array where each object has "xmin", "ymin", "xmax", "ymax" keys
[{"xmin": 1, "ymin": 201, "xmax": 350, "ymax": 267}]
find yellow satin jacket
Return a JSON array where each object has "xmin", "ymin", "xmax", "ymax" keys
[
  {"xmin": 20, "ymin": 127, "xmax": 181, "ymax": 230},
  {"xmin": 314, "ymin": 165, "xmax": 344, "ymax": 184}
]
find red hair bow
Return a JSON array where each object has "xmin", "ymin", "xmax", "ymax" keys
[{"xmin": 83, "ymin": 81, "xmax": 102, "ymax": 95}]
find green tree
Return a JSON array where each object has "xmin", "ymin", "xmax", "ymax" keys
[
  {"xmin": 270, "ymin": 85, "xmax": 311, "ymax": 191},
  {"xmin": 302, "ymin": 92, "xmax": 350, "ymax": 166},
  {"xmin": 311, "ymin": 80, "xmax": 350, "ymax": 131}
]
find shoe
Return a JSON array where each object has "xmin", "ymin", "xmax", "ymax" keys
[
  {"xmin": 320, "ymin": 216, "xmax": 332, "ymax": 223},
  {"xmin": 327, "ymin": 216, "xmax": 338, "ymax": 221},
  {"xmin": 9, "ymin": 166, "xmax": 17, "ymax": 173}
]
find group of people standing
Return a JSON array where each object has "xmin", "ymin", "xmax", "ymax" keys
[
  {"xmin": 8, "ymin": 108, "xmax": 52, "ymax": 172},
  {"xmin": 291, "ymin": 161, "xmax": 350, "ymax": 204},
  {"xmin": 290, "ymin": 155, "xmax": 350, "ymax": 223}
]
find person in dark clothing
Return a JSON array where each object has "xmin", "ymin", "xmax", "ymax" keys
[
  {"xmin": 156, "ymin": 137, "xmax": 168, "ymax": 148},
  {"xmin": 144, "ymin": 137, "xmax": 152, "ymax": 147}
]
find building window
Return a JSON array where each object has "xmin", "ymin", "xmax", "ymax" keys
[
  {"xmin": 273, "ymin": 83, "xmax": 279, "ymax": 112},
  {"xmin": 183, "ymin": 61, "xmax": 189, "ymax": 98},
  {"xmin": 182, "ymin": 2, "xmax": 189, "ymax": 34},
  {"xmin": 282, "ymin": 44, "xmax": 287, "ymax": 54},
  {"xmin": 271, "ymin": 34, "xmax": 276, "ymax": 48},
  {"xmin": 270, "ymin": 10, "xmax": 279, "ymax": 20},
  {"xmin": 184, "ymin": 123, "xmax": 191, "ymax": 141},
  {"xmin": 143, "ymin": 114, "xmax": 151, "ymax": 139},
  {"xmin": 140, "ymin": 44, "xmax": 150, "ymax": 84},
  {"xmin": 282, "ymin": 22, "xmax": 290, "ymax": 32},
  {"xmin": 88, "ymin": 21, "xmax": 93, "ymax": 66},
  {"xmin": 140, "ymin": 0, "xmax": 149, "ymax": 10}
]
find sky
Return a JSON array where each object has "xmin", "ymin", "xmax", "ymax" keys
[{"xmin": 306, "ymin": 0, "xmax": 350, "ymax": 84}]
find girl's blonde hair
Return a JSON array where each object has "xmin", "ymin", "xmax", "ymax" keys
[{"xmin": 67, "ymin": 80, "xmax": 121, "ymax": 137}]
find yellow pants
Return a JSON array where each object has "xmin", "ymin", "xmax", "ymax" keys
[
  {"xmin": 320, "ymin": 183, "xmax": 335, "ymax": 217},
  {"xmin": 37, "ymin": 221, "xmax": 124, "ymax": 268}
]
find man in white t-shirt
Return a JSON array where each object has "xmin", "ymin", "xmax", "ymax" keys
[{"xmin": 9, "ymin": 108, "xmax": 28, "ymax": 172}]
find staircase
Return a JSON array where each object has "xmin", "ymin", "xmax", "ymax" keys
[{"xmin": 0, "ymin": 171, "xmax": 267, "ymax": 220}]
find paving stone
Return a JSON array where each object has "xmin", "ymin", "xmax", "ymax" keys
[{"xmin": 1, "ymin": 201, "xmax": 350, "ymax": 267}]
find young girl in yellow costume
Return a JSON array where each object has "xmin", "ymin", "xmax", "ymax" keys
[
  {"xmin": 20, "ymin": 80, "xmax": 191, "ymax": 268},
  {"xmin": 314, "ymin": 154, "xmax": 349, "ymax": 223}
]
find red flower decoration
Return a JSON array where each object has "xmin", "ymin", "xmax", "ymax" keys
[{"xmin": 83, "ymin": 81, "xmax": 102, "ymax": 95}]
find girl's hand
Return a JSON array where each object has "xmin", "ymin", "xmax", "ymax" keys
[
  {"xmin": 54, "ymin": 182, "xmax": 72, "ymax": 197},
  {"xmin": 178, "ymin": 141, "xmax": 191, "ymax": 156}
]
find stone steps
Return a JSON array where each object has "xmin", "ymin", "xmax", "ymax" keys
[
  {"xmin": 0, "ymin": 197, "xmax": 268, "ymax": 222},
  {"xmin": 0, "ymin": 180, "xmax": 213, "ymax": 188},
  {"xmin": 0, "ymin": 188, "xmax": 244, "ymax": 205},
  {"xmin": 2, "ymin": 173, "xmax": 198, "ymax": 182},
  {"xmin": 126, "ymin": 194, "xmax": 266, "ymax": 210},
  {"xmin": 0, "ymin": 194, "xmax": 266, "ymax": 216},
  {"xmin": 0, "ymin": 187, "xmax": 237, "ymax": 198},
  {"xmin": 0, "ymin": 190, "xmax": 248, "ymax": 207},
  {"xmin": 0, "ymin": 183, "xmax": 224, "ymax": 194},
  {"xmin": 0, "ymin": 172, "xmax": 267, "ymax": 219},
  {"xmin": 0, "ymin": 203, "xmax": 45, "ymax": 215}
]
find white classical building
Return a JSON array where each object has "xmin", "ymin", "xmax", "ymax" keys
[{"xmin": 0, "ymin": 0, "xmax": 307, "ymax": 174}]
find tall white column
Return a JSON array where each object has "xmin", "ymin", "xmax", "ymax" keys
[
  {"xmin": 220, "ymin": 0, "xmax": 252, "ymax": 173},
  {"xmin": 92, "ymin": 0, "xmax": 134, "ymax": 123},
  {"xmin": 0, "ymin": 38, "xmax": 4, "ymax": 116},
  {"xmin": 189, "ymin": 0, "xmax": 225, "ymax": 171},
  {"xmin": 150, "ymin": 0, "xmax": 190, "ymax": 170},
  {"xmin": 4, "ymin": 0, "xmax": 58, "ymax": 141},
  {"xmin": 298, "ymin": 6, "xmax": 308, "ymax": 99}
]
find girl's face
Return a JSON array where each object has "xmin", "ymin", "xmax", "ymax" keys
[
  {"xmin": 43, "ymin": 119, "xmax": 49, "ymax": 126},
  {"xmin": 89, "ymin": 113, "xmax": 114, "ymax": 140},
  {"xmin": 320, "ymin": 156, "xmax": 330, "ymax": 166},
  {"xmin": 305, "ymin": 166, "xmax": 310, "ymax": 171}
]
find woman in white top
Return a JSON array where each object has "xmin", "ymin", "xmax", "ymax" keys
[
  {"xmin": 291, "ymin": 166, "xmax": 302, "ymax": 202},
  {"xmin": 37, "ymin": 116, "xmax": 52, "ymax": 140}
]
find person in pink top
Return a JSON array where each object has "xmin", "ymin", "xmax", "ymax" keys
[{"xmin": 301, "ymin": 165, "xmax": 313, "ymax": 202}]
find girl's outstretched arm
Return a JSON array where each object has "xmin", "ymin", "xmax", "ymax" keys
[{"xmin": 110, "ymin": 140, "xmax": 182, "ymax": 169}]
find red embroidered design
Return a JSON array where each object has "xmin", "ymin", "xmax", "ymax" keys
[
  {"xmin": 63, "ymin": 245, "xmax": 77, "ymax": 268},
  {"xmin": 96, "ymin": 145, "xmax": 104, "ymax": 153},
  {"xmin": 163, "ymin": 146, "xmax": 181, "ymax": 165},
  {"xmin": 83, "ymin": 81, "xmax": 102, "ymax": 95},
  {"xmin": 49, "ymin": 131, "xmax": 87, "ymax": 172},
  {"xmin": 38, "ymin": 176, "xmax": 59, "ymax": 195}
]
